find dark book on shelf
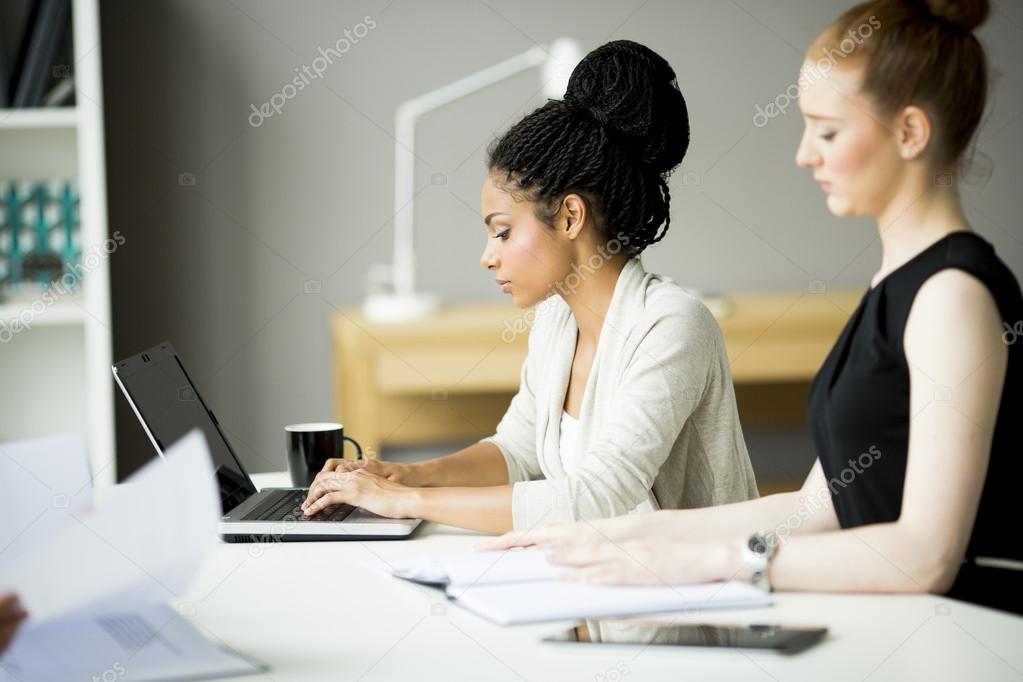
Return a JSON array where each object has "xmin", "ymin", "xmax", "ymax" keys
[
  {"xmin": 0, "ymin": 0, "xmax": 33, "ymax": 107},
  {"xmin": 0, "ymin": 27, "xmax": 8, "ymax": 107},
  {"xmin": 10, "ymin": 0, "xmax": 71, "ymax": 108}
]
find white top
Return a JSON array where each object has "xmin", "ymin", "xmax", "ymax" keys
[
  {"xmin": 558, "ymin": 410, "xmax": 580, "ymax": 474},
  {"xmin": 481, "ymin": 257, "xmax": 759, "ymax": 530}
]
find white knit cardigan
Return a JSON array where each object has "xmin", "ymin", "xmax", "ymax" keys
[{"xmin": 481, "ymin": 257, "xmax": 759, "ymax": 529}]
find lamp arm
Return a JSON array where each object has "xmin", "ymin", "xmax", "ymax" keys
[{"xmin": 391, "ymin": 45, "xmax": 549, "ymax": 296}]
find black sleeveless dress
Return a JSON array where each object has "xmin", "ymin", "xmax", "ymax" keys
[{"xmin": 808, "ymin": 231, "xmax": 1023, "ymax": 614}]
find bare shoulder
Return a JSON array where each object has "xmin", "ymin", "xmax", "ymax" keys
[
  {"xmin": 905, "ymin": 268, "xmax": 1006, "ymax": 380},
  {"xmin": 908, "ymin": 268, "xmax": 1001, "ymax": 333}
]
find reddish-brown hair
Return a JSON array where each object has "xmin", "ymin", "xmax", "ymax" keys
[{"xmin": 809, "ymin": 0, "xmax": 990, "ymax": 168}]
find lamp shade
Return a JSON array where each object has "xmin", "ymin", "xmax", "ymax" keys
[
  {"xmin": 541, "ymin": 38, "xmax": 583, "ymax": 99},
  {"xmin": 365, "ymin": 38, "xmax": 585, "ymax": 323}
]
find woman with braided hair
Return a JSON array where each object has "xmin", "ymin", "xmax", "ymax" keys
[{"xmin": 301, "ymin": 40, "xmax": 759, "ymax": 532}]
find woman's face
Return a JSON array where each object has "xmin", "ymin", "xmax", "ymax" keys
[
  {"xmin": 479, "ymin": 174, "xmax": 573, "ymax": 308},
  {"xmin": 795, "ymin": 62, "xmax": 905, "ymax": 218}
]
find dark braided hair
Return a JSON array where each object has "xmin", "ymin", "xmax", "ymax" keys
[{"xmin": 486, "ymin": 40, "xmax": 690, "ymax": 257}]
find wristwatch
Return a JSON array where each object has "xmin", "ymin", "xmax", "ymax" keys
[{"xmin": 743, "ymin": 530, "xmax": 779, "ymax": 592}]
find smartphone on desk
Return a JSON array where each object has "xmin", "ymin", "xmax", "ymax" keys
[{"xmin": 543, "ymin": 621, "xmax": 828, "ymax": 655}]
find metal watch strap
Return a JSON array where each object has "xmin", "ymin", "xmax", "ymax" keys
[{"xmin": 747, "ymin": 530, "xmax": 778, "ymax": 592}]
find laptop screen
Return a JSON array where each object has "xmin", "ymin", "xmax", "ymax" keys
[{"xmin": 113, "ymin": 343, "xmax": 257, "ymax": 513}]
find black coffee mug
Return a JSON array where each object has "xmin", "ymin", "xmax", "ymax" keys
[{"xmin": 285, "ymin": 422, "xmax": 363, "ymax": 488}]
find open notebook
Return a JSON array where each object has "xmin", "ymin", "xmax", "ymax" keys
[{"xmin": 387, "ymin": 550, "xmax": 771, "ymax": 625}]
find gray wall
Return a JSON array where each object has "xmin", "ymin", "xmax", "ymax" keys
[{"xmin": 101, "ymin": 0, "xmax": 1023, "ymax": 479}]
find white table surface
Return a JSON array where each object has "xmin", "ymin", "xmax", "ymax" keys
[{"xmin": 169, "ymin": 472, "xmax": 1023, "ymax": 681}]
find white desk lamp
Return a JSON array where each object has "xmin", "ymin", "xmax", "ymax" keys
[{"xmin": 362, "ymin": 38, "xmax": 584, "ymax": 323}]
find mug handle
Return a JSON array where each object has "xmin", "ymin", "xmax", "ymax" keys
[{"xmin": 343, "ymin": 435, "xmax": 363, "ymax": 460}]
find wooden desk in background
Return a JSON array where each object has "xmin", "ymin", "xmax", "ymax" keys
[{"xmin": 331, "ymin": 291, "xmax": 863, "ymax": 465}]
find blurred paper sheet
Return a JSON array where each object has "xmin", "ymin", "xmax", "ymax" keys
[
  {"xmin": 0, "ymin": 433, "xmax": 93, "ymax": 564},
  {"xmin": 0, "ymin": 429, "xmax": 220, "ymax": 625},
  {"xmin": 0, "ymin": 603, "xmax": 266, "ymax": 682}
]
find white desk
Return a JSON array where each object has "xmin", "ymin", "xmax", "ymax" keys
[{"xmin": 170, "ymin": 472, "xmax": 1023, "ymax": 681}]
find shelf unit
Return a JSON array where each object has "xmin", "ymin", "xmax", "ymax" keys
[
  {"xmin": 0, "ymin": 107, "xmax": 79, "ymax": 129},
  {"xmin": 0, "ymin": 299, "xmax": 87, "ymax": 326},
  {"xmin": 0, "ymin": 0, "xmax": 115, "ymax": 487}
]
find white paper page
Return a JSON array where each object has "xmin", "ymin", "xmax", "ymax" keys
[
  {"xmin": 0, "ymin": 603, "xmax": 265, "ymax": 682},
  {"xmin": 0, "ymin": 433, "xmax": 93, "ymax": 565},
  {"xmin": 388, "ymin": 556, "xmax": 450, "ymax": 584},
  {"xmin": 389, "ymin": 549, "xmax": 566, "ymax": 588},
  {"xmin": 0, "ymin": 429, "xmax": 220, "ymax": 625},
  {"xmin": 443, "ymin": 549, "xmax": 568, "ymax": 588},
  {"xmin": 449, "ymin": 579, "xmax": 772, "ymax": 625}
]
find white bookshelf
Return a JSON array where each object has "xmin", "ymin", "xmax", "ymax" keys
[
  {"xmin": 0, "ymin": 0, "xmax": 115, "ymax": 487},
  {"xmin": 0, "ymin": 107, "xmax": 79, "ymax": 129},
  {"xmin": 0, "ymin": 300, "xmax": 87, "ymax": 326}
]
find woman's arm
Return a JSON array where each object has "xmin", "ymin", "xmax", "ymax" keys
[
  {"xmin": 656, "ymin": 458, "xmax": 840, "ymax": 543},
  {"xmin": 408, "ymin": 485, "xmax": 514, "ymax": 533},
  {"xmin": 300, "ymin": 467, "xmax": 515, "ymax": 532},
  {"xmin": 412, "ymin": 441, "xmax": 510, "ymax": 487},
  {"xmin": 303, "ymin": 442, "xmax": 513, "ymax": 524},
  {"xmin": 544, "ymin": 270, "xmax": 1008, "ymax": 593},
  {"xmin": 772, "ymin": 270, "xmax": 1007, "ymax": 593},
  {"xmin": 305, "ymin": 315, "xmax": 545, "ymax": 521},
  {"xmin": 482, "ymin": 459, "xmax": 840, "ymax": 549},
  {"xmin": 315, "ymin": 440, "xmax": 510, "ymax": 491}
]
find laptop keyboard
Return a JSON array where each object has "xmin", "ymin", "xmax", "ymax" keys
[{"xmin": 248, "ymin": 489, "xmax": 355, "ymax": 523}]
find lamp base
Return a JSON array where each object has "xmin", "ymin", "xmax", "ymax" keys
[{"xmin": 362, "ymin": 291, "xmax": 439, "ymax": 323}]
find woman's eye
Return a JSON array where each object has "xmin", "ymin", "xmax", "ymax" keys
[
  {"xmin": 494, "ymin": 229, "xmax": 510, "ymax": 241},
  {"xmin": 819, "ymin": 132, "xmax": 836, "ymax": 141}
]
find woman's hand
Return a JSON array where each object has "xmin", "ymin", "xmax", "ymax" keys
[
  {"xmin": 544, "ymin": 536, "xmax": 744, "ymax": 586},
  {"xmin": 0, "ymin": 593, "xmax": 27, "ymax": 654},
  {"xmin": 477, "ymin": 521, "xmax": 608, "ymax": 551},
  {"xmin": 478, "ymin": 512, "xmax": 668, "ymax": 551},
  {"xmin": 302, "ymin": 468, "xmax": 417, "ymax": 519},
  {"xmin": 318, "ymin": 457, "xmax": 422, "ymax": 486}
]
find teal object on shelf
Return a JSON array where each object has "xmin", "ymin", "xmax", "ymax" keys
[{"xmin": 0, "ymin": 180, "xmax": 81, "ymax": 291}]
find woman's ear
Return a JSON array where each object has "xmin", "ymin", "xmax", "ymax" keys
[
  {"xmin": 561, "ymin": 194, "xmax": 587, "ymax": 240},
  {"xmin": 896, "ymin": 105, "xmax": 932, "ymax": 161}
]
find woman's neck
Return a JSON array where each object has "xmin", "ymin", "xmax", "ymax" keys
[
  {"xmin": 873, "ymin": 175, "xmax": 971, "ymax": 286},
  {"xmin": 560, "ymin": 255, "xmax": 629, "ymax": 345}
]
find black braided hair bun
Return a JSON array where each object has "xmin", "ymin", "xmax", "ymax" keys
[
  {"xmin": 564, "ymin": 40, "xmax": 690, "ymax": 176},
  {"xmin": 487, "ymin": 40, "xmax": 691, "ymax": 256}
]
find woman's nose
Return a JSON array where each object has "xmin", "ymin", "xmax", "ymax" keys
[
  {"xmin": 480, "ymin": 241, "xmax": 499, "ymax": 271},
  {"xmin": 795, "ymin": 134, "xmax": 819, "ymax": 169}
]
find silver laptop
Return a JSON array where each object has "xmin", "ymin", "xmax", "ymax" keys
[{"xmin": 112, "ymin": 341, "xmax": 422, "ymax": 542}]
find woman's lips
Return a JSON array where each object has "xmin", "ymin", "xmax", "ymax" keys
[
  {"xmin": 818, "ymin": 181, "xmax": 832, "ymax": 193},
  {"xmin": 496, "ymin": 279, "xmax": 511, "ymax": 293}
]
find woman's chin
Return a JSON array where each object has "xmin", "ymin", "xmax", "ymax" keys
[
  {"xmin": 510, "ymin": 290, "xmax": 543, "ymax": 309},
  {"xmin": 825, "ymin": 194, "xmax": 856, "ymax": 217}
]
